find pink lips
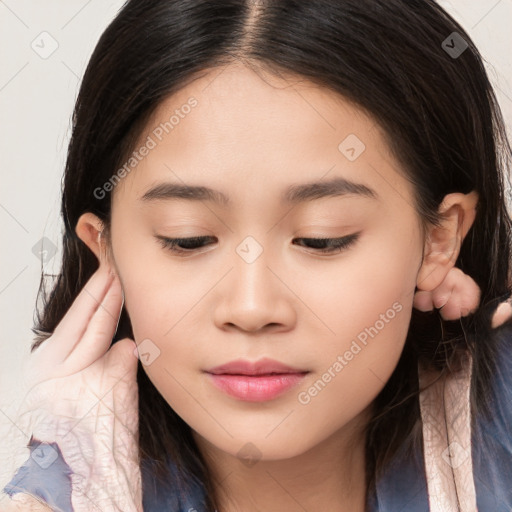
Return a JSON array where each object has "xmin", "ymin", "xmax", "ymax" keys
[{"xmin": 205, "ymin": 357, "xmax": 309, "ymax": 402}]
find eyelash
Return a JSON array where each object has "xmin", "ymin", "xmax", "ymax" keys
[{"xmin": 156, "ymin": 233, "xmax": 360, "ymax": 255}]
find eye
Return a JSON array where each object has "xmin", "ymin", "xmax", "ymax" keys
[
  {"xmin": 292, "ymin": 233, "xmax": 360, "ymax": 254},
  {"xmin": 156, "ymin": 235, "xmax": 215, "ymax": 255},
  {"xmin": 156, "ymin": 233, "xmax": 360, "ymax": 255}
]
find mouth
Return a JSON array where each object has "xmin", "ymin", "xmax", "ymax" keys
[
  {"xmin": 205, "ymin": 371, "xmax": 309, "ymax": 402},
  {"xmin": 205, "ymin": 357, "xmax": 309, "ymax": 376},
  {"xmin": 204, "ymin": 357, "xmax": 310, "ymax": 401}
]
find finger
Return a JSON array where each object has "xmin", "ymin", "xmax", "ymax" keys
[
  {"xmin": 457, "ymin": 273, "xmax": 480, "ymax": 315},
  {"xmin": 438, "ymin": 273, "xmax": 480, "ymax": 320},
  {"xmin": 413, "ymin": 290, "xmax": 435, "ymax": 311},
  {"xmin": 105, "ymin": 338, "xmax": 139, "ymax": 384},
  {"xmin": 432, "ymin": 289, "xmax": 452, "ymax": 310},
  {"xmin": 23, "ymin": 264, "xmax": 119, "ymax": 389},
  {"xmin": 438, "ymin": 296, "xmax": 461, "ymax": 320},
  {"xmin": 64, "ymin": 271, "xmax": 125, "ymax": 372},
  {"xmin": 51, "ymin": 263, "xmax": 115, "ymax": 360},
  {"xmin": 431, "ymin": 268, "xmax": 461, "ymax": 310},
  {"xmin": 491, "ymin": 300, "xmax": 512, "ymax": 329}
]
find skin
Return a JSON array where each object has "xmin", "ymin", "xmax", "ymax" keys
[
  {"xmin": 75, "ymin": 60, "xmax": 480, "ymax": 511},
  {"xmin": 1, "ymin": 494, "xmax": 53, "ymax": 511},
  {"xmin": 1, "ymin": 262, "xmax": 142, "ymax": 512}
]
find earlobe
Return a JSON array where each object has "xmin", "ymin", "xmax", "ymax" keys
[
  {"xmin": 416, "ymin": 191, "xmax": 478, "ymax": 292},
  {"xmin": 75, "ymin": 212, "xmax": 107, "ymax": 263}
]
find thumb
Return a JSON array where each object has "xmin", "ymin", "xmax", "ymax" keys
[{"xmin": 107, "ymin": 338, "xmax": 139, "ymax": 376}]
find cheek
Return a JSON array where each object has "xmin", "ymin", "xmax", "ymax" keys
[
  {"xmin": 289, "ymin": 252, "xmax": 416, "ymax": 447},
  {"xmin": 289, "ymin": 229, "xmax": 419, "ymax": 410},
  {"xmin": 111, "ymin": 228, "xmax": 198, "ymax": 341},
  {"xmin": 291, "ymin": 303, "xmax": 412, "ymax": 453},
  {"xmin": 292, "ymin": 226, "xmax": 420, "ymax": 345}
]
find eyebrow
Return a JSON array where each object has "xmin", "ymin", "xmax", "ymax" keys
[{"xmin": 139, "ymin": 176, "xmax": 377, "ymax": 205}]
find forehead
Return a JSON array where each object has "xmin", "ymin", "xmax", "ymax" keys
[{"xmin": 111, "ymin": 61, "xmax": 414, "ymax": 210}]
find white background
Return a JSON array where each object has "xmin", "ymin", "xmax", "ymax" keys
[{"xmin": 0, "ymin": 0, "xmax": 511, "ymax": 489}]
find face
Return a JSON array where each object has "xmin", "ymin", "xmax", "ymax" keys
[{"xmin": 108, "ymin": 61, "xmax": 424, "ymax": 460}]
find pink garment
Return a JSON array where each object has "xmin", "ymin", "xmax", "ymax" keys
[{"xmin": 419, "ymin": 351, "xmax": 477, "ymax": 511}]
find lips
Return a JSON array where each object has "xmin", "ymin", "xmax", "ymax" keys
[
  {"xmin": 205, "ymin": 357, "xmax": 309, "ymax": 376},
  {"xmin": 204, "ymin": 357, "xmax": 309, "ymax": 401}
]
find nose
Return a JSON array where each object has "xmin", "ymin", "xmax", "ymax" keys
[{"xmin": 213, "ymin": 238, "xmax": 296, "ymax": 334}]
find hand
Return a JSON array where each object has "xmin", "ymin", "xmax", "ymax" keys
[
  {"xmin": 414, "ymin": 266, "xmax": 512, "ymax": 328},
  {"xmin": 11, "ymin": 261, "xmax": 142, "ymax": 512},
  {"xmin": 414, "ymin": 267, "xmax": 481, "ymax": 320},
  {"xmin": 491, "ymin": 297, "xmax": 512, "ymax": 329}
]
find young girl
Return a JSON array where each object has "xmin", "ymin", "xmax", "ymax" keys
[{"xmin": 2, "ymin": 1, "xmax": 512, "ymax": 511}]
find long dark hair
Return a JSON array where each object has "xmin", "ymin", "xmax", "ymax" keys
[{"xmin": 30, "ymin": 0, "xmax": 512, "ymax": 509}]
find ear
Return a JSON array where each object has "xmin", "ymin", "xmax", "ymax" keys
[
  {"xmin": 416, "ymin": 191, "xmax": 478, "ymax": 292},
  {"xmin": 75, "ymin": 212, "xmax": 110, "ymax": 264}
]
